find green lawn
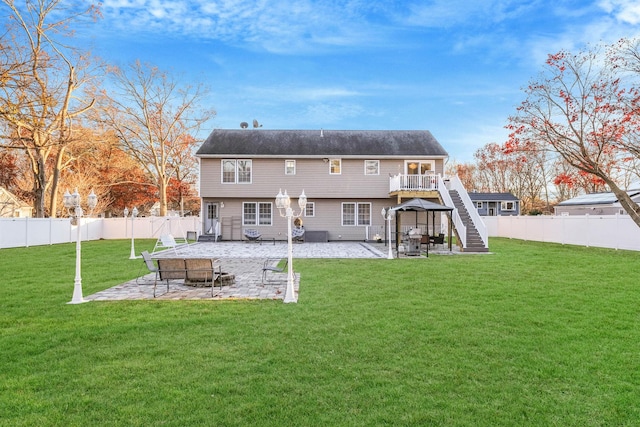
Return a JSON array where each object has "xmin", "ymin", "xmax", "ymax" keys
[{"xmin": 1, "ymin": 238, "xmax": 639, "ymax": 426}]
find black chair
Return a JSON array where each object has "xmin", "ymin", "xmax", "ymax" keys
[{"xmin": 430, "ymin": 233, "xmax": 445, "ymax": 248}]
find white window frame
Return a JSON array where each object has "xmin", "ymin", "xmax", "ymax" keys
[
  {"xmin": 341, "ymin": 202, "xmax": 371, "ymax": 226},
  {"xmin": 285, "ymin": 160, "xmax": 296, "ymax": 175},
  {"xmin": 475, "ymin": 202, "xmax": 483, "ymax": 209},
  {"xmin": 222, "ymin": 159, "xmax": 236, "ymax": 183},
  {"xmin": 221, "ymin": 159, "xmax": 252, "ymax": 184},
  {"xmin": 501, "ymin": 201, "xmax": 515, "ymax": 211},
  {"xmin": 304, "ymin": 202, "xmax": 315, "ymax": 217},
  {"xmin": 364, "ymin": 160, "xmax": 379, "ymax": 175},
  {"xmin": 405, "ymin": 160, "xmax": 435, "ymax": 175},
  {"xmin": 330, "ymin": 159, "xmax": 341, "ymax": 175},
  {"xmin": 258, "ymin": 202, "xmax": 272, "ymax": 225},
  {"xmin": 243, "ymin": 202, "xmax": 272, "ymax": 226},
  {"xmin": 342, "ymin": 202, "xmax": 355, "ymax": 226}
]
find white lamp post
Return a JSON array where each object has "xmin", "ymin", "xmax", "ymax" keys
[
  {"xmin": 63, "ymin": 188, "xmax": 98, "ymax": 304},
  {"xmin": 381, "ymin": 207, "xmax": 395, "ymax": 260},
  {"xmin": 125, "ymin": 207, "xmax": 139, "ymax": 259},
  {"xmin": 275, "ymin": 189, "xmax": 307, "ymax": 303}
]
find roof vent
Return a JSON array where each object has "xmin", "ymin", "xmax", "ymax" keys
[{"xmin": 320, "ymin": 129, "xmax": 324, "ymax": 137}]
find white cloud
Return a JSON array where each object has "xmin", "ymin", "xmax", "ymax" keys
[
  {"xmin": 99, "ymin": 0, "xmax": 384, "ymax": 53},
  {"xmin": 400, "ymin": 0, "xmax": 538, "ymax": 28},
  {"xmin": 599, "ymin": 0, "xmax": 640, "ymax": 24}
]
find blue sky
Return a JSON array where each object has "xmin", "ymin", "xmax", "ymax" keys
[{"xmin": 81, "ymin": 0, "xmax": 640, "ymax": 161}]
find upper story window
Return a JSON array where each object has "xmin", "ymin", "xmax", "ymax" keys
[
  {"xmin": 364, "ymin": 160, "xmax": 379, "ymax": 175},
  {"xmin": 285, "ymin": 160, "xmax": 296, "ymax": 175},
  {"xmin": 501, "ymin": 201, "xmax": 516, "ymax": 211},
  {"xmin": 330, "ymin": 159, "xmax": 341, "ymax": 174},
  {"xmin": 222, "ymin": 159, "xmax": 252, "ymax": 183},
  {"xmin": 406, "ymin": 160, "xmax": 435, "ymax": 175}
]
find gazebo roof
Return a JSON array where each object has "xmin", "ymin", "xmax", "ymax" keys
[{"xmin": 391, "ymin": 198, "xmax": 453, "ymax": 212}]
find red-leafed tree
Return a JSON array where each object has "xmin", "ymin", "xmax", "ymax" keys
[
  {"xmin": 473, "ymin": 140, "xmax": 549, "ymax": 214},
  {"xmin": 507, "ymin": 46, "xmax": 640, "ymax": 227},
  {"xmin": 446, "ymin": 161, "xmax": 480, "ymax": 193}
]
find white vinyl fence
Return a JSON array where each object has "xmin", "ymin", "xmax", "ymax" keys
[
  {"xmin": 2, "ymin": 214, "xmax": 640, "ymax": 252},
  {"xmin": 484, "ymin": 214, "xmax": 640, "ymax": 251},
  {"xmin": 0, "ymin": 216, "xmax": 202, "ymax": 249}
]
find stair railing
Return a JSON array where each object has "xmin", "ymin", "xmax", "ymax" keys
[
  {"xmin": 437, "ymin": 175, "xmax": 467, "ymax": 248},
  {"xmin": 448, "ymin": 176, "xmax": 488, "ymax": 249}
]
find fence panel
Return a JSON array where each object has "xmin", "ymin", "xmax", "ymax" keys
[
  {"xmin": 2, "ymin": 214, "xmax": 639, "ymax": 251},
  {"xmin": 0, "ymin": 216, "xmax": 202, "ymax": 249},
  {"xmin": 488, "ymin": 214, "xmax": 640, "ymax": 251}
]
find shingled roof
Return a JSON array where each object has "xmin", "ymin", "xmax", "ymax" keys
[
  {"xmin": 468, "ymin": 192, "xmax": 519, "ymax": 202},
  {"xmin": 195, "ymin": 129, "xmax": 448, "ymax": 158}
]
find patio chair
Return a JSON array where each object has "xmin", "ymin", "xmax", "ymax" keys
[
  {"xmin": 420, "ymin": 234, "xmax": 430, "ymax": 251},
  {"xmin": 185, "ymin": 258, "xmax": 222, "ymax": 297},
  {"xmin": 243, "ymin": 228, "xmax": 262, "ymax": 244},
  {"xmin": 292, "ymin": 227, "xmax": 305, "ymax": 243},
  {"xmin": 430, "ymin": 233, "xmax": 445, "ymax": 248},
  {"xmin": 137, "ymin": 250, "xmax": 159, "ymax": 286},
  {"xmin": 156, "ymin": 258, "xmax": 187, "ymax": 297},
  {"xmin": 262, "ymin": 258, "xmax": 288, "ymax": 284}
]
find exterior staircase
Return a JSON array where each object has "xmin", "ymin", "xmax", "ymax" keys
[{"xmin": 448, "ymin": 190, "xmax": 489, "ymax": 252}]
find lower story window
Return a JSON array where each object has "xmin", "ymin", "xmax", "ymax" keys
[
  {"xmin": 342, "ymin": 202, "xmax": 371, "ymax": 226},
  {"xmin": 243, "ymin": 202, "xmax": 272, "ymax": 225},
  {"xmin": 305, "ymin": 202, "xmax": 315, "ymax": 217}
]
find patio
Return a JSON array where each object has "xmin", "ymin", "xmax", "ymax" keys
[{"xmin": 85, "ymin": 241, "xmax": 457, "ymax": 302}]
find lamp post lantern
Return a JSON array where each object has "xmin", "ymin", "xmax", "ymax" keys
[
  {"xmin": 63, "ymin": 188, "xmax": 98, "ymax": 304},
  {"xmin": 125, "ymin": 207, "xmax": 139, "ymax": 259},
  {"xmin": 275, "ymin": 189, "xmax": 307, "ymax": 303},
  {"xmin": 381, "ymin": 207, "xmax": 395, "ymax": 259}
]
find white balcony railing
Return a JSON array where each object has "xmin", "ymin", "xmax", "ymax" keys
[{"xmin": 389, "ymin": 174, "xmax": 439, "ymax": 192}]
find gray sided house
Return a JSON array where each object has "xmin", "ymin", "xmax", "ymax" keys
[
  {"xmin": 468, "ymin": 192, "xmax": 520, "ymax": 216},
  {"xmin": 195, "ymin": 129, "xmax": 489, "ymax": 252},
  {"xmin": 554, "ymin": 188, "xmax": 640, "ymax": 216}
]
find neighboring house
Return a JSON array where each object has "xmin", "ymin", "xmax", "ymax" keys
[
  {"xmin": 0, "ymin": 187, "xmax": 32, "ymax": 218},
  {"xmin": 554, "ymin": 187, "xmax": 640, "ymax": 216},
  {"xmin": 195, "ymin": 129, "xmax": 488, "ymax": 251},
  {"xmin": 468, "ymin": 192, "xmax": 520, "ymax": 216}
]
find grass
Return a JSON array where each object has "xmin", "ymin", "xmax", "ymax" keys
[{"xmin": 1, "ymin": 238, "xmax": 639, "ymax": 426}]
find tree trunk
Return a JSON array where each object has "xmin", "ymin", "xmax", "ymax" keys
[
  {"xmin": 159, "ymin": 180, "xmax": 168, "ymax": 217},
  {"xmin": 604, "ymin": 178, "xmax": 640, "ymax": 228},
  {"xmin": 48, "ymin": 147, "xmax": 66, "ymax": 218},
  {"xmin": 32, "ymin": 154, "xmax": 47, "ymax": 218}
]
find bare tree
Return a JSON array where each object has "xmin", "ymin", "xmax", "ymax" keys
[
  {"xmin": 96, "ymin": 61, "xmax": 215, "ymax": 216},
  {"xmin": 0, "ymin": 0, "xmax": 99, "ymax": 217}
]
